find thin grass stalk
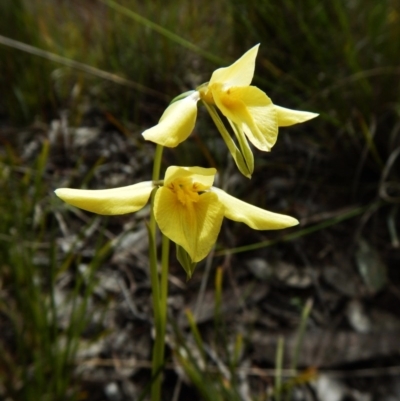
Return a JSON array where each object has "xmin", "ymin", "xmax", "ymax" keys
[
  {"xmin": 62, "ymin": 225, "xmax": 107, "ymax": 376},
  {"xmin": 215, "ymin": 203, "xmax": 377, "ymax": 256},
  {"xmin": 33, "ymin": 140, "xmax": 49, "ymax": 205},
  {"xmin": 194, "ymin": 247, "xmax": 215, "ymax": 318},
  {"xmin": 359, "ymin": 116, "xmax": 384, "ymax": 169},
  {"xmin": 214, "ymin": 266, "xmax": 223, "ymax": 327},
  {"xmin": 98, "ymin": 0, "xmax": 226, "ymax": 66},
  {"xmin": 48, "ymin": 224, "xmax": 65, "ymax": 397},
  {"xmin": 185, "ymin": 309, "xmax": 206, "ymax": 363},
  {"xmin": 274, "ymin": 336, "xmax": 284, "ymax": 401},
  {"xmin": 1, "ymin": 141, "xmax": 78, "ymax": 398},
  {"xmin": 283, "ymin": 299, "xmax": 313, "ymax": 401},
  {"xmin": 387, "ymin": 206, "xmax": 399, "ymax": 248},
  {"xmin": 232, "ymin": 333, "xmax": 243, "ymax": 370},
  {"xmin": 0, "ymin": 34, "xmax": 166, "ymax": 100},
  {"xmin": 213, "ymin": 266, "xmax": 232, "ymax": 370},
  {"xmin": 290, "ymin": 299, "xmax": 313, "ymax": 372},
  {"xmin": 62, "ymin": 254, "xmax": 84, "ymax": 380}
]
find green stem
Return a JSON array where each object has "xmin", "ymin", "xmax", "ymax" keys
[
  {"xmin": 148, "ymin": 144, "xmax": 170, "ymax": 401},
  {"xmin": 160, "ymin": 235, "xmax": 170, "ymax": 328},
  {"xmin": 152, "ymin": 234, "xmax": 170, "ymax": 399},
  {"xmin": 149, "ymin": 192, "xmax": 161, "ymax": 323},
  {"xmin": 152, "ymin": 144, "xmax": 164, "ymax": 181}
]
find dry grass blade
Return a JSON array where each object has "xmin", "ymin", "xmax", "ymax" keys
[{"xmin": 0, "ymin": 34, "xmax": 167, "ymax": 100}]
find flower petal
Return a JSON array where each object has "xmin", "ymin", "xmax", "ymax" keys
[
  {"xmin": 275, "ymin": 105, "xmax": 319, "ymax": 127},
  {"xmin": 55, "ymin": 181, "xmax": 153, "ymax": 215},
  {"xmin": 164, "ymin": 166, "xmax": 216, "ymax": 189},
  {"xmin": 142, "ymin": 92, "xmax": 200, "ymax": 147},
  {"xmin": 213, "ymin": 85, "xmax": 278, "ymax": 151},
  {"xmin": 209, "ymin": 44, "xmax": 259, "ymax": 88},
  {"xmin": 211, "ymin": 84, "xmax": 255, "ymax": 126},
  {"xmin": 155, "ymin": 188, "xmax": 224, "ymax": 262},
  {"xmin": 239, "ymin": 86, "xmax": 278, "ymax": 151},
  {"xmin": 212, "ymin": 187, "xmax": 299, "ymax": 230}
]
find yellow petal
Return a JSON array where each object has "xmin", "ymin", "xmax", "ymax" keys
[
  {"xmin": 55, "ymin": 181, "xmax": 153, "ymax": 215},
  {"xmin": 211, "ymin": 84, "xmax": 255, "ymax": 126},
  {"xmin": 212, "ymin": 187, "xmax": 299, "ymax": 230},
  {"xmin": 209, "ymin": 44, "xmax": 259, "ymax": 88},
  {"xmin": 275, "ymin": 105, "xmax": 319, "ymax": 127},
  {"xmin": 164, "ymin": 166, "xmax": 216, "ymax": 189},
  {"xmin": 142, "ymin": 92, "xmax": 200, "ymax": 147},
  {"xmin": 154, "ymin": 188, "xmax": 224, "ymax": 262},
  {"xmin": 213, "ymin": 84, "xmax": 277, "ymax": 151},
  {"xmin": 239, "ymin": 86, "xmax": 278, "ymax": 151}
]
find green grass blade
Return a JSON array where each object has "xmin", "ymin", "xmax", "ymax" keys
[
  {"xmin": 0, "ymin": 33, "xmax": 166, "ymax": 100},
  {"xmin": 98, "ymin": 0, "xmax": 226, "ymax": 66}
]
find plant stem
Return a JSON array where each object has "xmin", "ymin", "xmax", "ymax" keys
[
  {"xmin": 152, "ymin": 234, "xmax": 170, "ymax": 399},
  {"xmin": 148, "ymin": 144, "xmax": 170, "ymax": 401}
]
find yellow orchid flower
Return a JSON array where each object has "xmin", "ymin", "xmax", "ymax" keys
[
  {"xmin": 142, "ymin": 45, "xmax": 317, "ymax": 176},
  {"xmin": 198, "ymin": 44, "xmax": 318, "ymax": 151},
  {"xmin": 55, "ymin": 166, "xmax": 298, "ymax": 263}
]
